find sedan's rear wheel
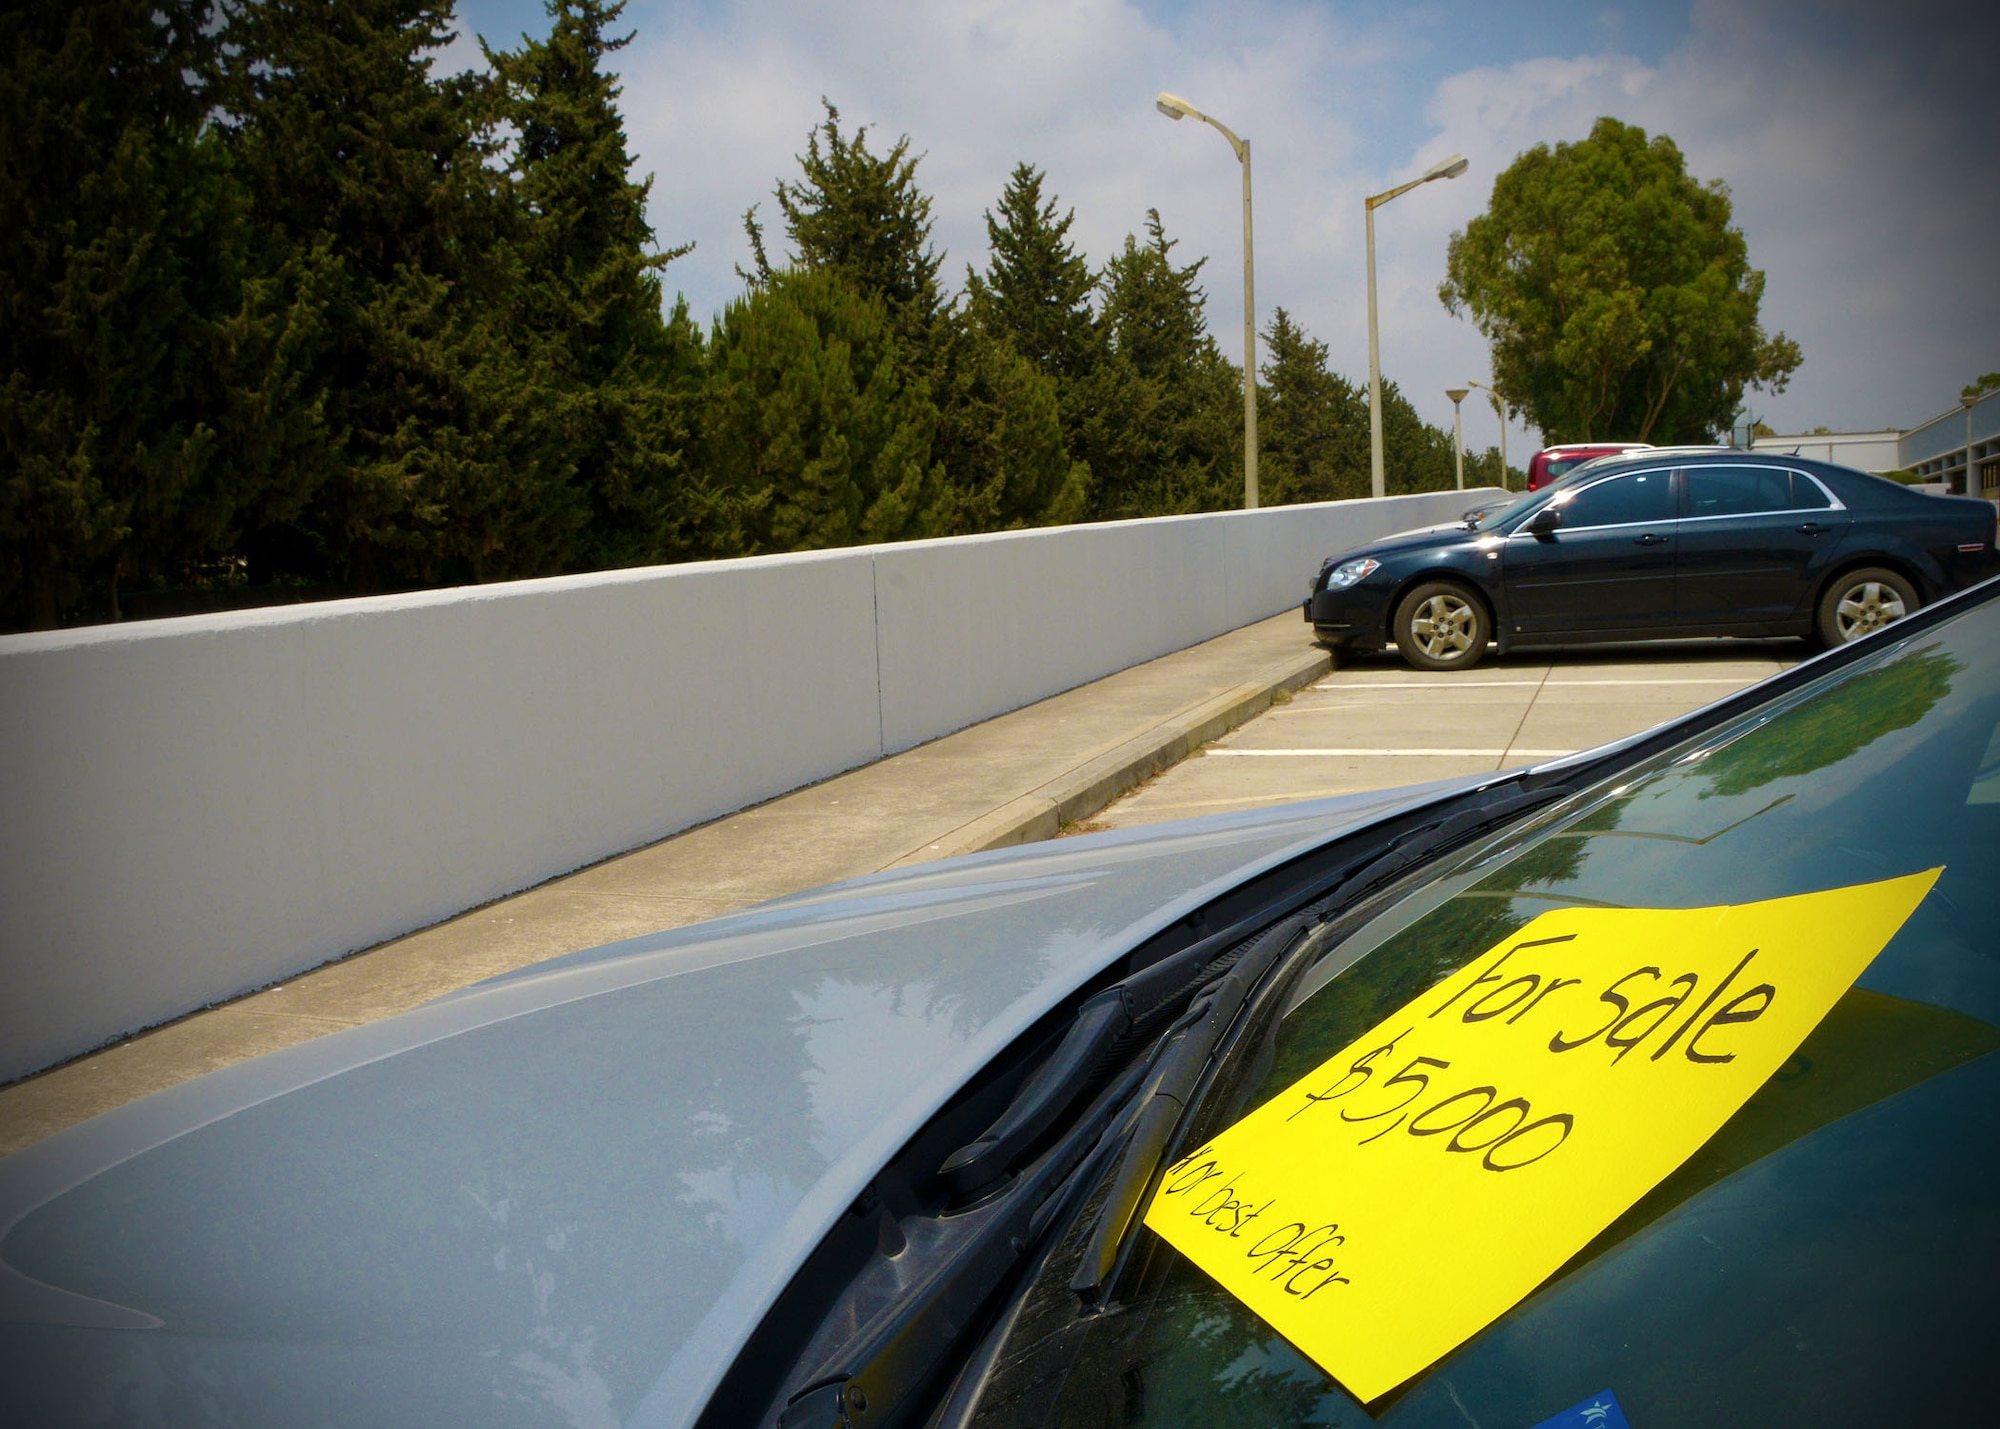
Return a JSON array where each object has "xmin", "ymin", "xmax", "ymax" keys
[
  {"xmin": 1816, "ymin": 567, "xmax": 1918, "ymax": 646},
  {"xmin": 1393, "ymin": 582, "xmax": 1490, "ymax": 671}
]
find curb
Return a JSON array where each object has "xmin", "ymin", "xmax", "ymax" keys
[{"xmin": 893, "ymin": 645, "xmax": 1333, "ymax": 866}]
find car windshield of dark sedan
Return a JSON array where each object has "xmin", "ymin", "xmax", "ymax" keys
[{"xmin": 1019, "ymin": 594, "xmax": 2000, "ymax": 1426}]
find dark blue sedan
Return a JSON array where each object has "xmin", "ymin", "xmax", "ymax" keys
[{"xmin": 1305, "ymin": 451, "xmax": 2000, "ymax": 670}]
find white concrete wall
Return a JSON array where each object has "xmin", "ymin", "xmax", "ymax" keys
[
  {"xmin": 872, "ymin": 495, "xmax": 1475, "ymax": 753},
  {"xmin": 0, "ymin": 490, "xmax": 1481, "ymax": 1081}
]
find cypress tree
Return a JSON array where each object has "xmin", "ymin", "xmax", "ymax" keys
[
  {"xmin": 930, "ymin": 162, "xmax": 1098, "ymax": 534},
  {"xmin": 220, "ymin": 0, "xmax": 510, "ymax": 590},
  {"xmin": 772, "ymin": 100, "xmax": 943, "ymax": 359},
  {"xmin": 964, "ymin": 164, "xmax": 1098, "ymax": 383},
  {"xmin": 925, "ymin": 328, "xmax": 1087, "ymax": 535},
  {"xmin": 1257, "ymin": 308, "xmax": 1368, "ymax": 504},
  {"xmin": 0, "ymin": 0, "xmax": 235, "ymax": 628},
  {"xmin": 485, "ymin": 0, "xmax": 708, "ymax": 573},
  {"xmin": 702, "ymin": 268, "xmax": 939, "ymax": 553},
  {"xmin": 1377, "ymin": 378, "xmax": 1458, "ymax": 495},
  {"xmin": 1080, "ymin": 211, "xmax": 1241, "ymax": 518}
]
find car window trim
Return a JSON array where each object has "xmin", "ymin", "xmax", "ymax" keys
[{"xmin": 1678, "ymin": 463, "xmax": 1850, "ymax": 522}]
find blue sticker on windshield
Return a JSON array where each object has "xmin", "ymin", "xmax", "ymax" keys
[{"xmin": 1531, "ymin": 1389, "xmax": 1632, "ymax": 1429}]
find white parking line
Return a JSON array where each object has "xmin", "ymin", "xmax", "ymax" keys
[
  {"xmin": 1314, "ymin": 677, "xmax": 1762, "ymax": 690},
  {"xmin": 1208, "ymin": 747, "xmax": 1578, "ymax": 758}
]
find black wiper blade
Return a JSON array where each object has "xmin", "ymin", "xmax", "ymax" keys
[
  {"xmin": 1070, "ymin": 916, "xmax": 1308, "ymax": 1302},
  {"xmin": 937, "ymin": 910, "xmax": 1272, "ymax": 1199}
]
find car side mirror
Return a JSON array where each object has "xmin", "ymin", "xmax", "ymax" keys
[{"xmin": 1527, "ymin": 506, "xmax": 1563, "ymax": 534}]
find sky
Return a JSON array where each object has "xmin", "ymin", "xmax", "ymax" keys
[{"xmin": 449, "ymin": 0, "xmax": 1999, "ymax": 451}]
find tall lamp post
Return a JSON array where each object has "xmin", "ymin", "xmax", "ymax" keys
[
  {"xmin": 1366, "ymin": 153, "xmax": 1468, "ymax": 498},
  {"xmin": 1963, "ymin": 391, "xmax": 1980, "ymax": 498},
  {"xmin": 1466, "ymin": 378, "xmax": 1506, "ymax": 488},
  {"xmin": 1445, "ymin": 387, "xmax": 1468, "ymax": 490},
  {"xmin": 1157, "ymin": 91, "xmax": 1258, "ymax": 509}
]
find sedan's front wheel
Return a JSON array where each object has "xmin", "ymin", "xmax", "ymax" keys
[
  {"xmin": 1816, "ymin": 567, "xmax": 1918, "ymax": 646},
  {"xmin": 1393, "ymin": 582, "xmax": 1490, "ymax": 671}
]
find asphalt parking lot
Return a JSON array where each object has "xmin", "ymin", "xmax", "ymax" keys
[{"xmin": 1080, "ymin": 639, "xmax": 1803, "ymax": 830}]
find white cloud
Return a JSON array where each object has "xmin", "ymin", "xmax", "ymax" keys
[{"xmin": 463, "ymin": 0, "xmax": 1998, "ymax": 444}]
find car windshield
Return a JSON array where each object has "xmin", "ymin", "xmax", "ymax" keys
[{"xmin": 977, "ymin": 592, "xmax": 2000, "ymax": 1426}]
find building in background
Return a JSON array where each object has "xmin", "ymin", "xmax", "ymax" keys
[
  {"xmin": 1749, "ymin": 428, "xmax": 1902, "ymax": 471},
  {"xmin": 1898, "ymin": 390, "xmax": 2000, "ymax": 498},
  {"xmin": 1751, "ymin": 387, "xmax": 2000, "ymax": 502}
]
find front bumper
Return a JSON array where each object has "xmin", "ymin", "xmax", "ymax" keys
[{"xmin": 1305, "ymin": 580, "xmax": 1395, "ymax": 650}]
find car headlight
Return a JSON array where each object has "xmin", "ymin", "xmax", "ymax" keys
[{"xmin": 1325, "ymin": 558, "xmax": 1380, "ymax": 591}]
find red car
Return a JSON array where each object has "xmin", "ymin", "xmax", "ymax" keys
[{"xmin": 1526, "ymin": 441, "xmax": 1650, "ymax": 490}]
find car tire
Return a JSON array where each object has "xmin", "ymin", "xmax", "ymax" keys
[
  {"xmin": 1816, "ymin": 567, "xmax": 1919, "ymax": 646},
  {"xmin": 1393, "ymin": 582, "xmax": 1490, "ymax": 671}
]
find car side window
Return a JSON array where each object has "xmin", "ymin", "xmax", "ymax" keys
[
  {"xmin": 1790, "ymin": 471, "xmax": 1835, "ymax": 509},
  {"xmin": 1556, "ymin": 470, "xmax": 1674, "ymax": 528},
  {"xmin": 1685, "ymin": 465, "xmax": 1795, "ymax": 518}
]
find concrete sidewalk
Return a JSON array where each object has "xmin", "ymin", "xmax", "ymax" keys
[{"xmin": 0, "ymin": 611, "xmax": 1330, "ymax": 1156}]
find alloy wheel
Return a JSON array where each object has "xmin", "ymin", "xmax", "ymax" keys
[
  {"xmin": 1834, "ymin": 581, "xmax": 1908, "ymax": 641},
  {"xmin": 1411, "ymin": 593, "xmax": 1477, "ymax": 659}
]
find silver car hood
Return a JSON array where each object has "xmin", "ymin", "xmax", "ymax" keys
[{"xmin": 0, "ymin": 778, "xmax": 1483, "ymax": 1428}]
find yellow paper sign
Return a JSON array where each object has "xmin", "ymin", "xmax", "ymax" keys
[{"xmin": 1142, "ymin": 869, "xmax": 1941, "ymax": 1402}]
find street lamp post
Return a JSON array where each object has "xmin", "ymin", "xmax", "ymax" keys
[
  {"xmin": 1366, "ymin": 153, "xmax": 1469, "ymax": 499},
  {"xmin": 1466, "ymin": 378, "xmax": 1506, "ymax": 488},
  {"xmin": 1445, "ymin": 387, "xmax": 1468, "ymax": 490},
  {"xmin": 1963, "ymin": 391, "xmax": 1980, "ymax": 498},
  {"xmin": 1158, "ymin": 91, "xmax": 1258, "ymax": 509}
]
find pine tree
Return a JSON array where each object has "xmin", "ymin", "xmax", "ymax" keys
[
  {"xmin": 929, "ymin": 163, "xmax": 1095, "ymax": 534},
  {"xmin": 964, "ymin": 164, "xmax": 1098, "ymax": 383},
  {"xmin": 772, "ymin": 100, "xmax": 943, "ymax": 357},
  {"xmin": 0, "ymin": 0, "xmax": 238, "ymax": 628},
  {"xmin": 220, "ymin": 0, "xmax": 511, "ymax": 590},
  {"xmin": 926, "ymin": 326, "xmax": 1088, "ymax": 535},
  {"xmin": 1079, "ymin": 211, "xmax": 1241, "ymax": 518},
  {"xmin": 1257, "ymin": 308, "xmax": 1368, "ymax": 504},
  {"xmin": 702, "ymin": 268, "xmax": 940, "ymax": 553},
  {"xmin": 485, "ymin": 0, "xmax": 705, "ymax": 573},
  {"xmin": 1377, "ymin": 378, "xmax": 1457, "ymax": 495}
]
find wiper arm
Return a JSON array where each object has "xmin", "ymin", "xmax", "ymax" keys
[
  {"xmin": 938, "ymin": 904, "xmax": 1291, "ymax": 1199},
  {"xmin": 1070, "ymin": 916, "xmax": 1308, "ymax": 1302},
  {"xmin": 940, "ymin": 782, "xmax": 1561, "ymax": 1204}
]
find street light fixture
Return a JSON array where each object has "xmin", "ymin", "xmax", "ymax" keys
[
  {"xmin": 1466, "ymin": 378, "xmax": 1506, "ymax": 488},
  {"xmin": 1445, "ymin": 387, "xmax": 1469, "ymax": 490},
  {"xmin": 1157, "ymin": 91, "xmax": 1258, "ymax": 509},
  {"xmin": 1365, "ymin": 153, "xmax": 1469, "ymax": 498}
]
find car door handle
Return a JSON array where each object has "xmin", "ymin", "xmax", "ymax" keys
[
  {"xmin": 1632, "ymin": 533, "xmax": 1669, "ymax": 546},
  {"xmin": 1796, "ymin": 522, "xmax": 1830, "ymax": 535}
]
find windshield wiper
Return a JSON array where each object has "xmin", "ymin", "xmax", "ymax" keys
[
  {"xmin": 937, "ymin": 897, "xmax": 1313, "ymax": 1200},
  {"xmin": 1071, "ymin": 915, "xmax": 1309, "ymax": 1302},
  {"xmin": 1064, "ymin": 783, "xmax": 1566, "ymax": 1302},
  {"xmin": 941, "ymin": 781, "xmax": 1566, "ymax": 1206}
]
